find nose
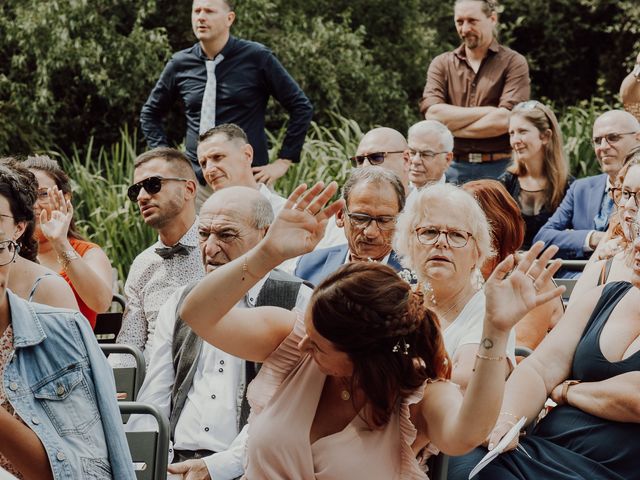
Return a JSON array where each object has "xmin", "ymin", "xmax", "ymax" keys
[
  {"xmin": 434, "ymin": 231, "xmax": 449, "ymax": 248},
  {"xmin": 204, "ymin": 235, "xmax": 222, "ymax": 257},
  {"xmin": 137, "ymin": 187, "xmax": 150, "ymax": 202}
]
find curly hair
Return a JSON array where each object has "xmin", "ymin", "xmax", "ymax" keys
[
  {"xmin": 0, "ymin": 158, "xmax": 39, "ymax": 261},
  {"xmin": 310, "ymin": 262, "xmax": 451, "ymax": 427}
]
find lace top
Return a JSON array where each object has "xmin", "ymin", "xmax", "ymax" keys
[{"xmin": 0, "ymin": 325, "xmax": 24, "ymax": 478}]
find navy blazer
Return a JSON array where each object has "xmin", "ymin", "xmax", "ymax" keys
[
  {"xmin": 533, "ymin": 174, "xmax": 608, "ymax": 259},
  {"xmin": 295, "ymin": 244, "xmax": 404, "ymax": 287}
]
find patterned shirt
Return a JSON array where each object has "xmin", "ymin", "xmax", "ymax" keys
[
  {"xmin": 0, "ymin": 325, "xmax": 24, "ymax": 479},
  {"xmin": 111, "ymin": 219, "xmax": 205, "ymax": 368}
]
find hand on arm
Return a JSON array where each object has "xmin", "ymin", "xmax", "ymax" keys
[
  {"xmin": 180, "ymin": 182, "xmax": 344, "ymax": 361},
  {"xmin": 252, "ymin": 159, "xmax": 292, "ymax": 186},
  {"xmin": 452, "ymin": 107, "xmax": 511, "ymax": 138},
  {"xmin": 425, "ymin": 104, "xmax": 494, "ymax": 132}
]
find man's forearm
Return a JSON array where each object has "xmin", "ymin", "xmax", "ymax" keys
[
  {"xmin": 425, "ymin": 104, "xmax": 495, "ymax": 131},
  {"xmin": 452, "ymin": 107, "xmax": 510, "ymax": 139}
]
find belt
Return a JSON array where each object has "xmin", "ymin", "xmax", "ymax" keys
[
  {"xmin": 454, "ymin": 152, "xmax": 512, "ymax": 163},
  {"xmin": 172, "ymin": 448, "xmax": 216, "ymax": 463}
]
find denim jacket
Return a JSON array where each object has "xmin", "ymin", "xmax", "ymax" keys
[{"xmin": 2, "ymin": 290, "xmax": 135, "ymax": 479}]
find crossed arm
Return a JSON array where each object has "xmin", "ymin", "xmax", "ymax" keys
[{"xmin": 426, "ymin": 104, "xmax": 511, "ymax": 138}]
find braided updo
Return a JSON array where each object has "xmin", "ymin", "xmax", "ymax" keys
[
  {"xmin": 311, "ymin": 261, "xmax": 451, "ymax": 427},
  {"xmin": 0, "ymin": 159, "xmax": 39, "ymax": 261}
]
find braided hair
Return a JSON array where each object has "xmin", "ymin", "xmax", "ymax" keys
[
  {"xmin": 0, "ymin": 159, "xmax": 39, "ymax": 261},
  {"xmin": 311, "ymin": 262, "xmax": 451, "ymax": 427}
]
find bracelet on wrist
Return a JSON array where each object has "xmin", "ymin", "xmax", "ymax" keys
[
  {"xmin": 57, "ymin": 250, "xmax": 80, "ymax": 270},
  {"xmin": 561, "ymin": 380, "xmax": 580, "ymax": 405}
]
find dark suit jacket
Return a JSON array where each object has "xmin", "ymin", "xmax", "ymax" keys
[
  {"xmin": 294, "ymin": 244, "xmax": 403, "ymax": 287},
  {"xmin": 533, "ymin": 174, "xmax": 608, "ymax": 259}
]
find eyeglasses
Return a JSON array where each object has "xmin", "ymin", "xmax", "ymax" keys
[
  {"xmin": 408, "ymin": 149, "xmax": 448, "ymax": 162},
  {"xmin": 592, "ymin": 132, "xmax": 638, "ymax": 147},
  {"xmin": 349, "ymin": 151, "xmax": 404, "ymax": 168},
  {"xmin": 344, "ymin": 208, "xmax": 397, "ymax": 231},
  {"xmin": 415, "ymin": 226, "xmax": 473, "ymax": 248},
  {"xmin": 127, "ymin": 176, "xmax": 189, "ymax": 202},
  {"xmin": 609, "ymin": 187, "xmax": 639, "ymax": 207},
  {"xmin": 0, "ymin": 214, "xmax": 14, "ymax": 220},
  {"xmin": 0, "ymin": 240, "xmax": 19, "ymax": 266}
]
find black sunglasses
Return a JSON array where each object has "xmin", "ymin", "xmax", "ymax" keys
[
  {"xmin": 127, "ymin": 176, "xmax": 189, "ymax": 202},
  {"xmin": 349, "ymin": 151, "xmax": 404, "ymax": 168}
]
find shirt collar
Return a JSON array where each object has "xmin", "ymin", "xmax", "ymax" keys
[
  {"xmin": 195, "ymin": 36, "xmax": 236, "ymax": 60},
  {"xmin": 158, "ymin": 216, "xmax": 200, "ymax": 248},
  {"xmin": 454, "ymin": 38, "xmax": 500, "ymax": 60},
  {"xmin": 7, "ymin": 289, "xmax": 47, "ymax": 348}
]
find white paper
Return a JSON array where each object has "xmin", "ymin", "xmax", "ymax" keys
[{"xmin": 468, "ymin": 416, "xmax": 527, "ymax": 478}]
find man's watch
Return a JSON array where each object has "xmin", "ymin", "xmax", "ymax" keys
[{"xmin": 632, "ymin": 63, "xmax": 640, "ymax": 81}]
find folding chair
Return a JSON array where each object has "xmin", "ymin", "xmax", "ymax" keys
[
  {"xmin": 100, "ymin": 344, "xmax": 146, "ymax": 402},
  {"xmin": 95, "ymin": 293, "xmax": 127, "ymax": 343},
  {"xmin": 119, "ymin": 402, "xmax": 169, "ymax": 480},
  {"xmin": 553, "ymin": 277, "xmax": 578, "ymax": 306}
]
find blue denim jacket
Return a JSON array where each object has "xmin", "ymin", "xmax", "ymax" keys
[{"xmin": 2, "ymin": 290, "xmax": 135, "ymax": 479}]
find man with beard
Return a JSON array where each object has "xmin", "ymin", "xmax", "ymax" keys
[
  {"xmin": 111, "ymin": 148, "xmax": 204, "ymax": 367},
  {"xmin": 420, "ymin": 0, "xmax": 530, "ymax": 184},
  {"xmin": 295, "ymin": 167, "xmax": 406, "ymax": 286}
]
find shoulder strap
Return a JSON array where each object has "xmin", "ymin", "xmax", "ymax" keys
[
  {"xmin": 28, "ymin": 273, "xmax": 56, "ymax": 301},
  {"xmin": 597, "ymin": 257, "xmax": 614, "ymax": 286}
]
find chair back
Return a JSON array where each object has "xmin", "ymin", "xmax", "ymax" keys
[
  {"xmin": 100, "ymin": 344, "xmax": 146, "ymax": 402},
  {"xmin": 95, "ymin": 294, "xmax": 127, "ymax": 343}
]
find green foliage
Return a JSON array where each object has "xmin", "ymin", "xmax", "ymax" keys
[{"xmin": 52, "ymin": 128, "xmax": 156, "ymax": 283}]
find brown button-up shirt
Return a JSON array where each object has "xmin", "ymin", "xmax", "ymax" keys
[{"xmin": 420, "ymin": 39, "xmax": 530, "ymax": 155}]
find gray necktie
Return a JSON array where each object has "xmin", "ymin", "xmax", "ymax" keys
[{"xmin": 199, "ymin": 54, "xmax": 225, "ymax": 135}]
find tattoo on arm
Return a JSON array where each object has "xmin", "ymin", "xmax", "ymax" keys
[{"xmin": 481, "ymin": 338, "xmax": 494, "ymax": 350}]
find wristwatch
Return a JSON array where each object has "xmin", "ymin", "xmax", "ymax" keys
[
  {"xmin": 561, "ymin": 379, "xmax": 581, "ymax": 405},
  {"xmin": 632, "ymin": 63, "xmax": 640, "ymax": 81}
]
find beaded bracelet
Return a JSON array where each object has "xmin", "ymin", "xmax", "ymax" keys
[{"xmin": 476, "ymin": 352, "xmax": 505, "ymax": 361}]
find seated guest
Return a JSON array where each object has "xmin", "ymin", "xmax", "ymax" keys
[
  {"xmin": 180, "ymin": 181, "xmax": 563, "ymax": 478},
  {"xmin": 463, "ymin": 180, "xmax": 563, "ymax": 351},
  {"xmin": 0, "ymin": 233, "xmax": 134, "ymax": 478},
  {"xmin": 570, "ymin": 154, "xmax": 640, "ymax": 304},
  {"xmin": 295, "ymin": 167, "xmax": 405, "ymax": 286},
  {"xmin": 448, "ymin": 217, "xmax": 640, "ymax": 480},
  {"xmin": 197, "ymin": 124, "xmax": 286, "ymax": 213},
  {"xmin": 534, "ymin": 110, "xmax": 640, "ymax": 263},
  {"xmin": 394, "ymin": 183, "xmax": 517, "ymax": 390},
  {"xmin": 128, "ymin": 187, "xmax": 311, "ymax": 480},
  {"xmin": 0, "ymin": 160, "xmax": 77, "ymax": 309},
  {"xmin": 111, "ymin": 148, "xmax": 204, "ymax": 367},
  {"xmin": 407, "ymin": 120, "xmax": 454, "ymax": 188},
  {"xmin": 621, "ymin": 50, "xmax": 640, "ymax": 121},
  {"xmin": 23, "ymin": 156, "xmax": 113, "ymax": 327},
  {"xmin": 500, "ymin": 101, "xmax": 573, "ymax": 249}
]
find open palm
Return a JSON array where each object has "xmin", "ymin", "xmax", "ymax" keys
[{"xmin": 39, "ymin": 187, "xmax": 72, "ymax": 243}]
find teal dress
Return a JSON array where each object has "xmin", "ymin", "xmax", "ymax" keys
[{"xmin": 449, "ymin": 282, "xmax": 640, "ymax": 480}]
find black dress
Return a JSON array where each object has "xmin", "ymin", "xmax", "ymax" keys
[{"xmin": 448, "ymin": 281, "xmax": 640, "ymax": 480}]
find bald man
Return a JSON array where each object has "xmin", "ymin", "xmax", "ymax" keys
[{"xmin": 534, "ymin": 110, "xmax": 640, "ymax": 262}]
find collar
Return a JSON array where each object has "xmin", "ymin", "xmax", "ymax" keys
[
  {"xmin": 245, "ymin": 274, "xmax": 269, "ymax": 307},
  {"xmin": 258, "ymin": 183, "xmax": 273, "ymax": 198},
  {"xmin": 605, "ymin": 177, "xmax": 613, "ymax": 192},
  {"xmin": 6, "ymin": 289, "xmax": 47, "ymax": 348},
  {"xmin": 158, "ymin": 216, "xmax": 200, "ymax": 248},
  {"xmin": 195, "ymin": 36, "xmax": 237, "ymax": 61},
  {"xmin": 454, "ymin": 38, "xmax": 500, "ymax": 60}
]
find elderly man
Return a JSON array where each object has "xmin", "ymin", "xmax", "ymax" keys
[
  {"xmin": 197, "ymin": 123, "xmax": 286, "ymax": 214},
  {"xmin": 111, "ymin": 148, "xmax": 204, "ymax": 367},
  {"xmin": 140, "ymin": 0, "xmax": 313, "ymax": 207},
  {"xmin": 127, "ymin": 187, "xmax": 311, "ymax": 480},
  {"xmin": 420, "ymin": 0, "xmax": 530, "ymax": 184},
  {"xmin": 407, "ymin": 120, "xmax": 454, "ymax": 188},
  {"xmin": 534, "ymin": 110, "xmax": 640, "ymax": 262},
  {"xmin": 295, "ymin": 167, "xmax": 405, "ymax": 286}
]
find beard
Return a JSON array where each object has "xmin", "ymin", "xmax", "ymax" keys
[{"xmin": 463, "ymin": 34, "xmax": 480, "ymax": 49}]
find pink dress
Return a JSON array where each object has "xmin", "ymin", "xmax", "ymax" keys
[{"xmin": 243, "ymin": 312, "xmax": 430, "ymax": 480}]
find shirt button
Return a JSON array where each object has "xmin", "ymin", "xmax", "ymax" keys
[
  {"xmin": 204, "ymin": 427, "xmax": 210, "ymax": 432},
  {"xmin": 218, "ymin": 368, "xmax": 224, "ymax": 373},
  {"xmin": 9, "ymin": 382, "xmax": 18, "ymax": 391},
  {"xmin": 219, "ymin": 360, "xmax": 225, "ymax": 365},
  {"xmin": 56, "ymin": 385, "xmax": 65, "ymax": 396},
  {"xmin": 211, "ymin": 394, "xmax": 216, "ymax": 400},
  {"xmin": 56, "ymin": 451, "xmax": 66, "ymax": 461},
  {"xmin": 32, "ymin": 416, "xmax": 41, "ymax": 425}
]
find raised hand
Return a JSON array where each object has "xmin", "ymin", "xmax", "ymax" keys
[
  {"xmin": 262, "ymin": 181, "xmax": 344, "ymax": 262},
  {"xmin": 39, "ymin": 186, "xmax": 73, "ymax": 245},
  {"xmin": 484, "ymin": 241, "xmax": 564, "ymax": 333}
]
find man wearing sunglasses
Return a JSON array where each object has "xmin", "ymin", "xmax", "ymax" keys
[
  {"xmin": 420, "ymin": 0, "xmax": 530, "ymax": 184},
  {"xmin": 111, "ymin": 147, "xmax": 205, "ymax": 368},
  {"xmin": 295, "ymin": 167, "xmax": 406, "ymax": 286},
  {"xmin": 534, "ymin": 110, "xmax": 640, "ymax": 267}
]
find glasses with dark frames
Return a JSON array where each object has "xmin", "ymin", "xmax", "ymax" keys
[
  {"xmin": 609, "ymin": 187, "xmax": 640, "ymax": 208},
  {"xmin": 349, "ymin": 151, "xmax": 404, "ymax": 168},
  {"xmin": 127, "ymin": 176, "xmax": 189, "ymax": 202},
  {"xmin": 415, "ymin": 226, "xmax": 473, "ymax": 248},
  {"xmin": 592, "ymin": 132, "xmax": 638, "ymax": 147},
  {"xmin": 0, "ymin": 240, "xmax": 19, "ymax": 266},
  {"xmin": 344, "ymin": 208, "xmax": 397, "ymax": 231}
]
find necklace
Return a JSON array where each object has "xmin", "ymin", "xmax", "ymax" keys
[{"xmin": 437, "ymin": 288, "xmax": 475, "ymax": 322}]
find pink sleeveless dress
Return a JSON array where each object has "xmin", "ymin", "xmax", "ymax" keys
[{"xmin": 242, "ymin": 311, "xmax": 431, "ymax": 480}]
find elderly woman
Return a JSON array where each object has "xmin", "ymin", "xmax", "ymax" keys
[
  {"xmin": 0, "ymin": 160, "xmax": 77, "ymax": 309},
  {"xmin": 448, "ymin": 216, "xmax": 640, "ymax": 479},
  {"xmin": 394, "ymin": 183, "xmax": 517, "ymax": 390},
  {"xmin": 23, "ymin": 156, "xmax": 113, "ymax": 328},
  {"xmin": 179, "ymin": 182, "xmax": 563, "ymax": 479},
  {"xmin": 463, "ymin": 180, "xmax": 563, "ymax": 351}
]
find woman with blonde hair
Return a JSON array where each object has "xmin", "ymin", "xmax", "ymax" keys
[{"xmin": 500, "ymin": 100, "xmax": 573, "ymax": 248}]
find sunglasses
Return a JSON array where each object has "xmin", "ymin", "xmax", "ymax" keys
[
  {"xmin": 349, "ymin": 151, "xmax": 404, "ymax": 168},
  {"xmin": 592, "ymin": 132, "xmax": 637, "ymax": 147},
  {"xmin": 127, "ymin": 176, "xmax": 189, "ymax": 202}
]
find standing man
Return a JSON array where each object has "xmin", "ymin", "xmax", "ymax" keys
[
  {"xmin": 140, "ymin": 0, "xmax": 313, "ymax": 206},
  {"xmin": 111, "ymin": 147, "xmax": 204, "ymax": 367},
  {"xmin": 407, "ymin": 120, "xmax": 454, "ymax": 188},
  {"xmin": 420, "ymin": 0, "xmax": 530, "ymax": 184}
]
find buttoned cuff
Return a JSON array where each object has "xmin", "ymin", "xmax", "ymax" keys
[{"xmin": 203, "ymin": 450, "xmax": 244, "ymax": 480}]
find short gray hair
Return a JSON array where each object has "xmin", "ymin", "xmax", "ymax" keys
[
  {"xmin": 393, "ymin": 183, "xmax": 494, "ymax": 270},
  {"xmin": 408, "ymin": 120, "xmax": 454, "ymax": 153},
  {"xmin": 342, "ymin": 166, "xmax": 406, "ymax": 212},
  {"xmin": 251, "ymin": 195, "xmax": 274, "ymax": 229}
]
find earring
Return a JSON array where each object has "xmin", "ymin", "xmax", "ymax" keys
[{"xmin": 473, "ymin": 267, "xmax": 485, "ymax": 290}]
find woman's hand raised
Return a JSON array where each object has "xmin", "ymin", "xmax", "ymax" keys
[
  {"xmin": 484, "ymin": 241, "xmax": 565, "ymax": 333},
  {"xmin": 262, "ymin": 182, "xmax": 344, "ymax": 263},
  {"xmin": 39, "ymin": 186, "xmax": 73, "ymax": 246}
]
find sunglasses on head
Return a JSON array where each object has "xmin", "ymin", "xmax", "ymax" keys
[
  {"xmin": 127, "ymin": 176, "xmax": 189, "ymax": 202},
  {"xmin": 349, "ymin": 151, "xmax": 404, "ymax": 168}
]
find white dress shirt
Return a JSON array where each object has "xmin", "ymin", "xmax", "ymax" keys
[
  {"xmin": 127, "ymin": 274, "xmax": 312, "ymax": 480},
  {"xmin": 258, "ymin": 183, "xmax": 286, "ymax": 215}
]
